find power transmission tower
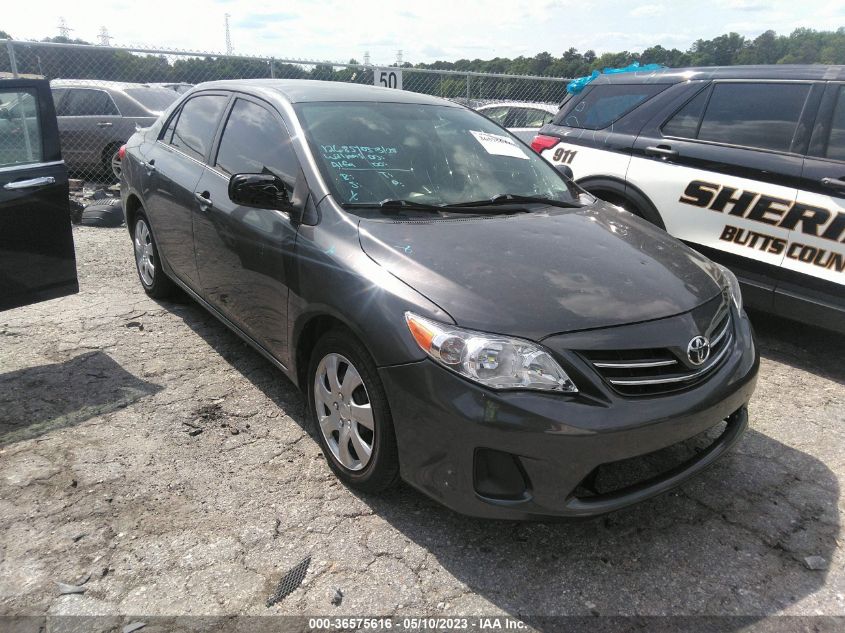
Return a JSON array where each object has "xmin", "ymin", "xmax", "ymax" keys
[
  {"xmin": 396, "ymin": 49, "xmax": 403, "ymax": 65},
  {"xmin": 364, "ymin": 51, "xmax": 370, "ymax": 66},
  {"xmin": 224, "ymin": 13, "xmax": 233, "ymax": 55},
  {"xmin": 57, "ymin": 17, "xmax": 73, "ymax": 39},
  {"xmin": 98, "ymin": 27, "xmax": 112, "ymax": 46}
]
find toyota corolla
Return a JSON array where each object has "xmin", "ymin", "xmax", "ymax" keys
[{"xmin": 120, "ymin": 80, "xmax": 758, "ymax": 519}]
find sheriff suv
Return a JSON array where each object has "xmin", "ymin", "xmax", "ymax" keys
[{"xmin": 531, "ymin": 65, "xmax": 845, "ymax": 334}]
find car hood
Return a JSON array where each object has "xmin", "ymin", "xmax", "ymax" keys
[{"xmin": 357, "ymin": 202, "xmax": 723, "ymax": 340}]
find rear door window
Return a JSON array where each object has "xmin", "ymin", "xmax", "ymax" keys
[
  {"xmin": 56, "ymin": 88, "xmax": 120, "ymax": 116},
  {"xmin": 661, "ymin": 88, "xmax": 709, "ymax": 139},
  {"xmin": 480, "ymin": 106, "xmax": 509, "ymax": 125},
  {"xmin": 823, "ymin": 85, "xmax": 845, "ymax": 162},
  {"xmin": 670, "ymin": 82, "xmax": 811, "ymax": 153},
  {"xmin": 554, "ymin": 83, "xmax": 667, "ymax": 130},
  {"xmin": 168, "ymin": 94, "xmax": 228, "ymax": 161},
  {"xmin": 522, "ymin": 108, "xmax": 554, "ymax": 128}
]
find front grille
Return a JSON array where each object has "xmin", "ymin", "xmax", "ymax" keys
[{"xmin": 579, "ymin": 303, "xmax": 733, "ymax": 397}]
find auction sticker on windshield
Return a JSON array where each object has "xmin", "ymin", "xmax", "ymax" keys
[{"xmin": 470, "ymin": 130, "xmax": 529, "ymax": 160}]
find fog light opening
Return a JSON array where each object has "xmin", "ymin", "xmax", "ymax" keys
[{"xmin": 473, "ymin": 448, "xmax": 531, "ymax": 501}]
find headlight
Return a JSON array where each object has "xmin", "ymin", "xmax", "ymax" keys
[
  {"xmin": 716, "ymin": 264, "xmax": 743, "ymax": 312},
  {"xmin": 405, "ymin": 312, "xmax": 577, "ymax": 393}
]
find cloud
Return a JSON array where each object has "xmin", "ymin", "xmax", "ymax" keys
[
  {"xmin": 717, "ymin": 0, "xmax": 768, "ymax": 11},
  {"xmin": 235, "ymin": 12, "xmax": 297, "ymax": 28},
  {"xmin": 630, "ymin": 4, "xmax": 665, "ymax": 17}
]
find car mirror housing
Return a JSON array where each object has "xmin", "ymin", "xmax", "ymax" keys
[
  {"xmin": 228, "ymin": 173, "xmax": 294, "ymax": 212},
  {"xmin": 555, "ymin": 164, "xmax": 574, "ymax": 180}
]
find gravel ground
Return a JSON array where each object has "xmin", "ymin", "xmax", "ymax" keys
[{"xmin": 0, "ymin": 226, "xmax": 843, "ymax": 628}]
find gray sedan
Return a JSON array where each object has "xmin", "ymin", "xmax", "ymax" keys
[{"xmin": 50, "ymin": 80, "xmax": 178, "ymax": 179}]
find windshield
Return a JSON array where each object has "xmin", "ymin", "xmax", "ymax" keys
[
  {"xmin": 294, "ymin": 102, "xmax": 577, "ymax": 210},
  {"xmin": 125, "ymin": 88, "xmax": 179, "ymax": 113}
]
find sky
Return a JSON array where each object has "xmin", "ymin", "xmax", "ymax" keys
[{"xmin": 3, "ymin": 0, "xmax": 844, "ymax": 64}]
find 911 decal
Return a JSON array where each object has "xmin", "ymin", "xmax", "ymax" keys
[
  {"xmin": 680, "ymin": 179, "xmax": 845, "ymax": 274},
  {"xmin": 551, "ymin": 147, "xmax": 577, "ymax": 164}
]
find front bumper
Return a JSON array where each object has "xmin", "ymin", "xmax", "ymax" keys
[{"xmin": 379, "ymin": 312, "xmax": 759, "ymax": 519}]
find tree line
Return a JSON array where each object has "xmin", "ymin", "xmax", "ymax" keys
[{"xmin": 1, "ymin": 27, "xmax": 843, "ymax": 104}]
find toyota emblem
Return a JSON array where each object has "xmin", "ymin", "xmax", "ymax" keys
[{"xmin": 687, "ymin": 335, "xmax": 711, "ymax": 366}]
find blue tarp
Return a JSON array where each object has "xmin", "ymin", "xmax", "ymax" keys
[{"xmin": 566, "ymin": 62, "xmax": 665, "ymax": 94}]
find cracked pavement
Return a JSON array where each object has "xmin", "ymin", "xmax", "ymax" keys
[{"xmin": 0, "ymin": 226, "xmax": 843, "ymax": 626}]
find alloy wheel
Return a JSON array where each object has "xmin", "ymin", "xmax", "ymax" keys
[
  {"xmin": 313, "ymin": 353, "xmax": 375, "ymax": 471},
  {"xmin": 111, "ymin": 150, "xmax": 122, "ymax": 179},
  {"xmin": 134, "ymin": 219, "xmax": 155, "ymax": 286}
]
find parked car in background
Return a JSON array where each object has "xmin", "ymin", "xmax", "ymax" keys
[
  {"xmin": 0, "ymin": 78, "xmax": 78, "ymax": 311},
  {"xmin": 149, "ymin": 82, "xmax": 194, "ymax": 95},
  {"xmin": 477, "ymin": 102, "xmax": 558, "ymax": 142},
  {"xmin": 532, "ymin": 65, "xmax": 845, "ymax": 334},
  {"xmin": 50, "ymin": 80, "xmax": 178, "ymax": 179},
  {"xmin": 120, "ymin": 79, "xmax": 757, "ymax": 519}
]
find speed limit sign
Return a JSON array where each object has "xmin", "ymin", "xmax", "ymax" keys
[{"xmin": 374, "ymin": 68, "xmax": 403, "ymax": 90}]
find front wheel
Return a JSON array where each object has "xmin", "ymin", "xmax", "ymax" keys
[
  {"xmin": 307, "ymin": 329, "xmax": 400, "ymax": 492},
  {"xmin": 133, "ymin": 213, "xmax": 176, "ymax": 299}
]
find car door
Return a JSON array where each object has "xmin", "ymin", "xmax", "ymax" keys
[
  {"xmin": 627, "ymin": 80, "xmax": 821, "ymax": 308},
  {"xmin": 0, "ymin": 79, "xmax": 77, "ymax": 311},
  {"xmin": 192, "ymin": 95, "xmax": 302, "ymax": 361},
  {"xmin": 141, "ymin": 92, "xmax": 229, "ymax": 289},
  {"xmin": 55, "ymin": 88, "xmax": 122, "ymax": 173},
  {"xmin": 780, "ymin": 81, "xmax": 845, "ymax": 326}
]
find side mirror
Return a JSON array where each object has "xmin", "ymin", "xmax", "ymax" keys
[
  {"xmin": 555, "ymin": 164, "xmax": 574, "ymax": 180},
  {"xmin": 228, "ymin": 173, "xmax": 293, "ymax": 211}
]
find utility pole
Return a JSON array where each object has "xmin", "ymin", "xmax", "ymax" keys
[
  {"xmin": 57, "ymin": 17, "xmax": 73, "ymax": 40},
  {"xmin": 224, "ymin": 13, "xmax": 233, "ymax": 55},
  {"xmin": 98, "ymin": 27, "xmax": 112, "ymax": 46}
]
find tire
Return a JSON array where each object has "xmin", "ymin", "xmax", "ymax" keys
[
  {"xmin": 103, "ymin": 143, "xmax": 122, "ymax": 183},
  {"xmin": 132, "ymin": 212, "xmax": 176, "ymax": 299},
  {"xmin": 307, "ymin": 329, "xmax": 400, "ymax": 492}
]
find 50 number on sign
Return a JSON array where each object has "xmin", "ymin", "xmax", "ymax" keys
[{"xmin": 374, "ymin": 68, "xmax": 403, "ymax": 90}]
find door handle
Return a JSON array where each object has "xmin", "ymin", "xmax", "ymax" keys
[
  {"xmin": 820, "ymin": 177, "xmax": 845, "ymax": 191},
  {"xmin": 194, "ymin": 191, "xmax": 212, "ymax": 209},
  {"xmin": 4, "ymin": 176, "xmax": 56, "ymax": 190},
  {"xmin": 645, "ymin": 145, "xmax": 678, "ymax": 158},
  {"xmin": 141, "ymin": 159, "xmax": 156, "ymax": 173},
  {"xmin": 96, "ymin": 122, "xmax": 113, "ymax": 128}
]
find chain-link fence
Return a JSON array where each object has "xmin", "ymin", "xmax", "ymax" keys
[{"xmin": 1, "ymin": 39, "xmax": 570, "ymax": 182}]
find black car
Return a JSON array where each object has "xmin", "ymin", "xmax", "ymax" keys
[
  {"xmin": 120, "ymin": 79, "xmax": 758, "ymax": 519},
  {"xmin": 531, "ymin": 65, "xmax": 845, "ymax": 334},
  {"xmin": 0, "ymin": 78, "xmax": 78, "ymax": 312}
]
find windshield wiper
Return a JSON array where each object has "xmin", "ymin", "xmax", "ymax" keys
[
  {"xmin": 443, "ymin": 193, "xmax": 582, "ymax": 209},
  {"xmin": 342, "ymin": 199, "xmax": 529, "ymax": 215},
  {"xmin": 342, "ymin": 199, "xmax": 441, "ymax": 212}
]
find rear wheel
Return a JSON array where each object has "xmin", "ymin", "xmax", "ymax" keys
[
  {"xmin": 103, "ymin": 142, "xmax": 123, "ymax": 182},
  {"xmin": 133, "ymin": 213, "xmax": 176, "ymax": 299},
  {"xmin": 110, "ymin": 148, "xmax": 122, "ymax": 180},
  {"xmin": 307, "ymin": 329, "xmax": 399, "ymax": 492}
]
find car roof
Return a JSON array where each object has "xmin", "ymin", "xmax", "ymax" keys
[
  {"xmin": 192, "ymin": 79, "xmax": 460, "ymax": 106},
  {"xmin": 477, "ymin": 102, "xmax": 559, "ymax": 113},
  {"xmin": 50, "ymin": 79, "xmax": 161, "ymax": 91},
  {"xmin": 590, "ymin": 64, "xmax": 845, "ymax": 84}
]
